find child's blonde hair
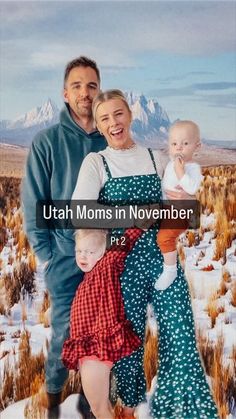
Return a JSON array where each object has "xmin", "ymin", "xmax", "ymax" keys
[{"xmin": 75, "ymin": 229, "xmax": 108, "ymax": 248}]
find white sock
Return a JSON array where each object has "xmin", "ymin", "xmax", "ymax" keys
[{"xmin": 154, "ymin": 263, "xmax": 177, "ymax": 291}]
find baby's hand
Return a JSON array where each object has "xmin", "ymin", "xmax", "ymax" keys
[{"xmin": 174, "ymin": 154, "xmax": 185, "ymax": 179}]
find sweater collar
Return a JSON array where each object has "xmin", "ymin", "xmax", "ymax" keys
[{"xmin": 60, "ymin": 103, "xmax": 101, "ymax": 138}]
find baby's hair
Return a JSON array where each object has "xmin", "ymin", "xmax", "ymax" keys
[{"xmin": 169, "ymin": 120, "xmax": 201, "ymax": 142}]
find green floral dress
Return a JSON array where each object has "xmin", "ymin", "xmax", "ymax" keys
[{"xmin": 98, "ymin": 149, "xmax": 218, "ymax": 418}]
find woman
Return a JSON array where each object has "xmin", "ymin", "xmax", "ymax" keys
[{"xmin": 72, "ymin": 90, "xmax": 218, "ymax": 418}]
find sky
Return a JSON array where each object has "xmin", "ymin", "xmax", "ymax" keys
[{"xmin": 0, "ymin": 0, "xmax": 236, "ymax": 142}]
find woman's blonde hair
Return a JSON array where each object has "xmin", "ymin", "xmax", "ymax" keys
[{"xmin": 92, "ymin": 89, "xmax": 131, "ymax": 121}]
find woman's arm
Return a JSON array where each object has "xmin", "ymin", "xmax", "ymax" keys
[
  {"xmin": 165, "ymin": 187, "xmax": 195, "ymax": 200},
  {"xmin": 72, "ymin": 153, "xmax": 104, "ymax": 200}
]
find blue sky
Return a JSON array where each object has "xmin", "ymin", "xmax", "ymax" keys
[{"xmin": 0, "ymin": 0, "xmax": 236, "ymax": 141}]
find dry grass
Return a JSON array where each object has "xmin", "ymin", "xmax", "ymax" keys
[
  {"xmin": 0, "ymin": 330, "xmax": 45, "ymax": 411},
  {"xmin": 23, "ymin": 371, "xmax": 81, "ymax": 418},
  {"xmin": 38, "ymin": 290, "xmax": 51, "ymax": 328},
  {"xmin": 222, "ymin": 270, "xmax": 231, "ymax": 283},
  {"xmin": 0, "ymin": 177, "xmax": 37, "ymax": 314},
  {"xmin": 231, "ymin": 282, "xmax": 236, "ymax": 307},
  {"xmin": 186, "ymin": 230, "xmax": 196, "ymax": 247},
  {"xmin": 143, "ymin": 326, "xmax": 158, "ymax": 391},
  {"xmin": 177, "ymin": 242, "xmax": 185, "ymax": 266},
  {"xmin": 0, "ymin": 144, "xmax": 28, "ymax": 178},
  {"xmin": 200, "ymin": 166, "xmax": 236, "ymax": 261},
  {"xmin": 218, "ymin": 277, "xmax": 228, "ymax": 297},
  {"xmin": 198, "ymin": 332, "xmax": 236, "ymax": 418},
  {"xmin": 206, "ymin": 294, "xmax": 225, "ymax": 328}
]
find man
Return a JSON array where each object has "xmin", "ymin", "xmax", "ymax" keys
[{"xmin": 21, "ymin": 56, "xmax": 106, "ymax": 418}]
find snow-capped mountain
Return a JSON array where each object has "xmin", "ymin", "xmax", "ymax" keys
[
  {"xmin": 0, "ymin": 94, "xmax": 170, "ymax": 148},
  {"xmin": 0, "ymin": 99, "xmax": 60, "ymax": 146},
  {"xmin": 0, "ymin": 99, "xmax": 59, "ymax": 131},
  {"xmin": 126, "ymin": 92, "xmax": 170, "ymax": 147}
]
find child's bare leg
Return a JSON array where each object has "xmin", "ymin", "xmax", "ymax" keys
[
  {"xmin": 80, "ymin": 359, "xmax": 114, "ymax": 419},
  {"xmin": 163, "ymin": 250, "xmax": 177, "ymax": 266},
  {"xmin": 155, "ymin": 250, "xmax": 177, "ymax": 291}
]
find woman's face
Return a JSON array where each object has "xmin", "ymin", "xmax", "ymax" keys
[{"xmin": 95, "ymin": 98, "xmax": 133, "ymax": 149}]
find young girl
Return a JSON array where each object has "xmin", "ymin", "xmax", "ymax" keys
[{"xmin": 62, "ymin": 228, "xmax": 142, "ymax": 419}]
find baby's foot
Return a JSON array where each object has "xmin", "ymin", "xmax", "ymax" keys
[{"xmin": 154, "ymin": 264, "xmax": 177, "ymax": 291}]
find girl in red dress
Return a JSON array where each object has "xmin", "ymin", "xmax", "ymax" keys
[{"xmin": 62, "ymin": 228, "xmax": 142, "ymax": 419}]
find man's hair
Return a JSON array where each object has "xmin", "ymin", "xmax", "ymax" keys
[
  {"xmin": 92, "ymin": 89, "xmax": 131, "ymax": 121},
  {"xmin": 64, "ymin": 56, "xmax": 100, "ymax": 87}
]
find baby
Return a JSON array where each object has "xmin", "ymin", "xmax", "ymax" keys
[
  {"xmin": 62, "ymin": 228, "xmax": 142, "ymax": 419},
  {"xmin": 155, "ymin": 120, "xmax": 203, "ymax": 291}
]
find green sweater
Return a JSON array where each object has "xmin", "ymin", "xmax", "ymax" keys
[{"xmin": 21, "ymin": 105, "xmax": 106, "ymax": 263}]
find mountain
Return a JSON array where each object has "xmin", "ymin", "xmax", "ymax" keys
[
  {"xmin": 0, "ymin": 99, "xmax": 60, "ymax": 146},
  {"xmin": 126, "ymin": 92, "xmax": 170, "ymax": 148},
  {"xmin": 202, "ymin": 138, "xmax": 236, "ymax": 150},
  {"xmin": 0, "ymin": 95, "xmax": 170, "ymax": 148}
]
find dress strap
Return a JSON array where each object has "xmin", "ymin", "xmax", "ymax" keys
[
  {"xmin": 148, "ymin": 148, "xmax": 158, "ymax": 174},
  {"xmin": 100, "ymin": 154, "xmax": 112, "ymax": 179}
]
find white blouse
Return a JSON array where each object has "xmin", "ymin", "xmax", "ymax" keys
[{"xmin": 72, "ymin": 144, "xmax": 166, "ymax": 200}]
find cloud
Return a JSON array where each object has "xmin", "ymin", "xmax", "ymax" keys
[
  {"xmin": 1, "ymin": 1, "xmax": 236, "ymax": 62},
  {"xmin": 197, "ymin": 93, "xmax": 236, "ymax": 109},
  {"xmin": 0, "ymin": 2, "xmax": 56, "ymax": 24},
  {"xmin": 148, "ymin": 81, "xmax": 236, "ymax": 109},
  {"xmin": 155, "ymin": 72, "xmax": 215, "ymax": 83},
  {"xmin": 149, "ymin": 81, "xmax": 236, "ymax": 95},
  {"xmin": 192, "ymin": 82, "xmax": 236, "ymax": 91},
  {"xmin": 29, "ymin": 42, "xmax": 137, "ymax": 69}
]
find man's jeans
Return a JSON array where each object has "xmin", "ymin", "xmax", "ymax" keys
[{"xmin": 44, "ymin": 244, "xmax": 83, "ymax": 393}]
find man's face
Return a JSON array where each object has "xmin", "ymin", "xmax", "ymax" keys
[{"xmin": 63, "ymin": 66, "xmax": 100, "ymax": 122}]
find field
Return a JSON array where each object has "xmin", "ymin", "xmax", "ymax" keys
[
  {"xmin": 0, "ymin": 157, "xmax": 236, "ymax": 418},
  {"xmin": 0, "ymin": 144, "xmax": 28, "ymax": 178}
]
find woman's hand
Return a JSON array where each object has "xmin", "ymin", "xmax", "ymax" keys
[{"xmin": 165, "ymin": 186, "xmax": 195, "ymax": 201}]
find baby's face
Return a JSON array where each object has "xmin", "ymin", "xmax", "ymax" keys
[
  {"xmin": 169, "ymin": 124, "xmax": 200, "ymax": 162},
  {"xmin": 76, "ymin": 235, "xmax": 105, "ymax": 272}
]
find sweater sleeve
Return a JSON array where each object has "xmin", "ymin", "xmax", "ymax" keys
[
  {"xmin": 21, "ymin": 136, "xmax": 52, "ymax": 264},
  {"xmin": 72, "ymin": 153, "xmax": 104, "ymax": 200},
  {"xmin": 178, "ymin": 163, "xmax": 204, "ymax": 195}
]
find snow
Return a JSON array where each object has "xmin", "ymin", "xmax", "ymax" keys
[{"xmin": 1, "ymin": 394, "xmax": 82, "ymax": 419}]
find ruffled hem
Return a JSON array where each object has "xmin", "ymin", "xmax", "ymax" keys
[
  {"xmin": 150, "ymin": 377, "xmax": 219, "ymax": 419},
  {"xmin": 62, "ymin": 319, "xmax": 142, "ymax": 370}
]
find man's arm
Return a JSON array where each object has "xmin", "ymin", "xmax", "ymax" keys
[{"xmin": 21, "ymin": 136, "xmax": 52, "ymax": 264}]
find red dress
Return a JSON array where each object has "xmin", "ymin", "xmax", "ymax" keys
[{"xmin": 62, "ymin": 228, "xmax": 142, "ymax": 370}]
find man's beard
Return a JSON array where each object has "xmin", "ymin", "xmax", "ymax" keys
[{"xmin": 76, "ymin": 102, "xmax": 92, "ymax": 118}]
